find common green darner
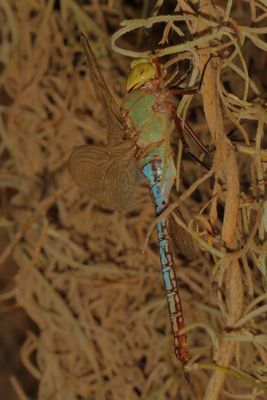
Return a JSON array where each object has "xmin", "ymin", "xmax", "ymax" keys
[{"xmin": 69, "ymin": 34, "xmax": 206, "ymax": 367}]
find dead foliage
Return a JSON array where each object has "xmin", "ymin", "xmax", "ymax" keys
[{"xmin": 0, "ymin": 1, "xmax": 266, "ymax": 399}]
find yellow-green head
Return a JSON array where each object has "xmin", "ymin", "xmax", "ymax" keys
[{"xmin": 126, "ymin": 59, "xmax": 158, "ymax": 92}]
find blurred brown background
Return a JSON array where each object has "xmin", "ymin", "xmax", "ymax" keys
[{"xmin": 0, "ymin": 1, "xmax": 266, "ymax": 399}]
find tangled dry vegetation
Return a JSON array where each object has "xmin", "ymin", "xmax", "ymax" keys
[{"xmin": 0, "ymin": 1, "xmax": 267, "ymax": 399}]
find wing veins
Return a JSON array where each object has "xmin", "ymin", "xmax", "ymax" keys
[{"xmin": 80, "ymin": 33, "xmax": 123, "ymax": 141}]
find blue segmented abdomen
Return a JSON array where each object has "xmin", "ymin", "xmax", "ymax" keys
[{"xmin": 141, "ymin": 156, "xmax": 190, "ymax": 364}]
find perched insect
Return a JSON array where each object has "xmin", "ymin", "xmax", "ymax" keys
[{"xmin": 69, "ymin": 33, "xmax": 207, "ymax": 367}]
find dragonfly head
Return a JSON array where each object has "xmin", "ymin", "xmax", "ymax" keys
[{"xmin": 126, "ymin": 59, "xmax": 159, "ymax": 92}]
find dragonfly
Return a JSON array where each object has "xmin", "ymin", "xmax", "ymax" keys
[{"xmin": 69, "ymin": 33, "xmax": 207, "ymax": 367}]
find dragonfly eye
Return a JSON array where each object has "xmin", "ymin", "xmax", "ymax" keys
[{"xmin": 126, "ymin": 61, "xmax": 158, "ymax": 92}]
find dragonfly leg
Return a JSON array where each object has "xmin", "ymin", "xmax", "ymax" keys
[
  {"xmin": 164, "ymin": 59, "xmax": 193, "ymax": 89},
  {"xmin": 172, "ymin": 59, "xmax": 193, "ymax": 88},
  {"xmin": 168, "ymin": 54, "xmax": 214, "ymax": 95},
  {"xmin": 183, "ymin": 120, "xmax": 208, "ymax": 153},
  {"xmin": 183, "ymin": 150, "xmax": 210, "ymax": 170},
  {"xmin": 170, "ymin": 87, "xmax": 198, "ymax": 96},
  {"xmin": 157, "ymin": 98, "xmax": 207, "ymax": 154},
  {"xmin": 171, "ymin": 109, "xmax": 190, "ymax": 150},
  {"xmin": 171, "ymin": 108, "xmax": 209, "ymax": 162}
]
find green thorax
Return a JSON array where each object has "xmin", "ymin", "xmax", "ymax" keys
[{"xmin": 121, "ymin": 89, "xmax": 172, "ymax": 149}]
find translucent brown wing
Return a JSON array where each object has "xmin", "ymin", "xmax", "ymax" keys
[
  {"xmin": 169, "ymin": 209, "xmax": 199, "ymax": 260},
  {"xmin": 80, "ymin": 33, "xmax": 123, "ymax": 141},
  {"xmin": 68, "ymin": 141, "xmax": 143, "ymax": 212}
]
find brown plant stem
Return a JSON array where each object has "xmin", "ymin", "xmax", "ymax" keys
[{"xmin": 197, "ymin": 2, "xmax": 244, "ymax": 399}]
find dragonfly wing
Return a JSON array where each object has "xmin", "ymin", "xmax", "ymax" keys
[
  {"xmin": 169, "ymin": 209, "xmax": 199, "ymax": 260},
  {"xmin": 80, "ymin": 34, "xmax": 123, "ymax": 141},
  {"xmin": 68, "ymin": 141, "xmax": 142, "ymax": 212}
]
